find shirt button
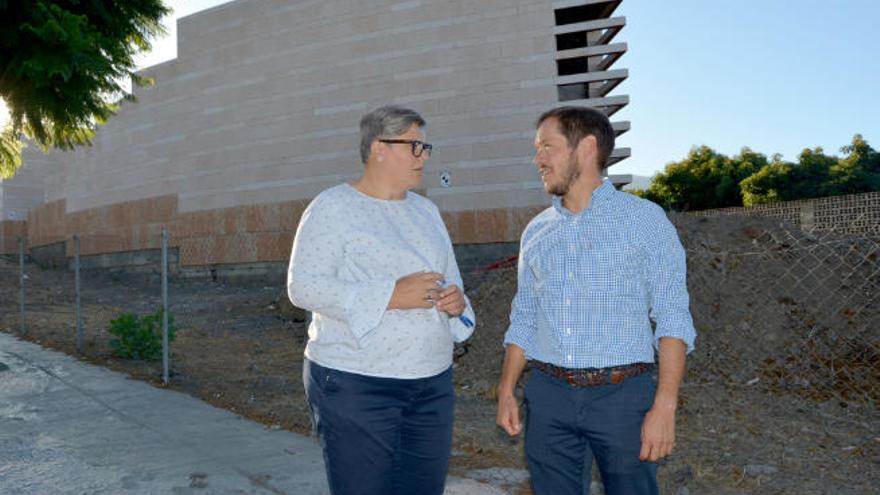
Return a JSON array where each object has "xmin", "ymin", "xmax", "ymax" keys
[
  {"xmin": 569, "ymin": 246, "xmax": 576, "ymax": 254},
  {"xmin": 567, "ymin": 272, "xmax": 573, "ymax": 279},
  {"xmin": 566, "ymin": 328, "xmax": 572, "ymax": 335},
  {"xmin": 567, "ymin": 354, "xmax": 572, "ymax": 361},
  {"xmin": 565, "ymin": 298, "xmax": 571, "ymax": 305}
]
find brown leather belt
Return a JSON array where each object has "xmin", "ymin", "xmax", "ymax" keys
[{"xmin": 531, "ymin": 360, "xmax": 654, "ymax": 387}]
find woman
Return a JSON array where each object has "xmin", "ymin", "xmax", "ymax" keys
[{"xmin": 287, "ymin": 105, "xmax": 475, "ymax": 495}]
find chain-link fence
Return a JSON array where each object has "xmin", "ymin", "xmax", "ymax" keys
[
  {"xmin": 0, "ymin": 227, "xmax": 309, "ymax": 436},
  {"xmin": 6, "ymin": 216, "xmax": 876, "ymax": 409},
  {"xmin": 454, "ymin": 211, "xmax": 880, "ymax": 493},
  {"xmin": 683, "ymin": 213, "xmax": 879, "ymax": 407},
  {"xmin": 662, "ymin": 212, "xmax": 880, "ymax": 494},
  {"xmin": 2, "ymin": 211, "xmax": 878, "ymax": 493},
  {"xmin": 1, "ymin": 231, "xmax": 173, "ymax": 384}
]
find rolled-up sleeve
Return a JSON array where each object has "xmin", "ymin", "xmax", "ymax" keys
[
  {"xmin": 287, "ymin": 197, "xmax": 395, "ymax": 344},
  {"xmin": 645, "ymin": 209, "xmax": 696, "ymax": 353},
  {"xmin": 503, "ymin": 240, "xmax": 538, "ymax": 352}
]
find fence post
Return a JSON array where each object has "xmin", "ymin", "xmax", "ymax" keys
[
  {"xmin": 19, "ymin": 237, "xmax": 25, "ymax": 335},
  {"xmin": 162, "ymin": 227, "xmax": 169, "ymax": 385},
  {"xmin": 75, "ymin": 235, "xmax": 83, "ymax": 354}
]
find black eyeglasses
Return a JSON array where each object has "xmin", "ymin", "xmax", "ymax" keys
[{"xmin": 379, "ymin": 139, "xmax": 433, "ymax": 158}]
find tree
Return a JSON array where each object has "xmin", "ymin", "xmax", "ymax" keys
[
  {"xmin": 828, "ymin": 134, "xmax": 880, "ymax": 195},
  {"xmin": 740, "ymin": 148, "xmax": 838, "ymax": 206},
  {"xmin": 0, "ymin": 0, "xmax": 170, "ymax": 178},
  {"xmin": 640, "ymin": 146, "xmax": 766, "ymax": 211},
  {"xmin": 740, "ymin": 157, "xmax": 795, "ymax": 206},
  {"xmin": 642, "ymin": 135, "xmax": 877, "ymax": 210},
  {"xmin": 719, "ymin": 147, "xmax": 767, "ymax": 204},
  {"xmin": 791, "ymin": 147, "xmax": 835, "ymax": 199}
]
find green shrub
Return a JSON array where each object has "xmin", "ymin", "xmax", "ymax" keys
[{"xmin": 108, "ymin": 308, "xmax": 176, "ymax": 360}]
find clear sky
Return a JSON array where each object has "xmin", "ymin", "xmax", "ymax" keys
[
  {"xmin": 613, "ymin": 0, "xmax": 879, "ymax": 176},
  {"xmin": 6, "ymin": 0, "xmax": 879, "ymax": 178}
]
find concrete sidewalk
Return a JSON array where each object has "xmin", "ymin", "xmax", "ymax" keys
[{"xmin": 0, "ymin": 332, "xmax": 509, "ymax": 494}]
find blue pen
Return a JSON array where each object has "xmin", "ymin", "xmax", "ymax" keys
[
  {"xmin": 436, "ymin": 279, "xmax": 474, "ymax": 328},
  {"xmin": 457, "ymin": 314, "xmax": 475, "ymax": 328}
]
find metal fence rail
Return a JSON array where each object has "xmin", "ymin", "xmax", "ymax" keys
[{"xmin": 4, "ymin": 231, "xmax": 172, "ymax": 384}]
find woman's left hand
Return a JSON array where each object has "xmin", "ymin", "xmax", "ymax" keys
[{"xmin": 434, "ymin": 284, "xmax": 465, "ymax": 317}]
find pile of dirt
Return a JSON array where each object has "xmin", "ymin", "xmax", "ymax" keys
[
  {"xmin": 449, "ymin": 212, "xmax": 880, "ymax": 493},
  {"xmin": 454, "ymin": 266, "xmax": 517, "ymax": 397},
  {"xmin": 455, "ymin": 212, "xmax": 880, "ymax": 404},
  {"xmin": 453, "ymin": 213, "xmax": 809, "ymax": 393}
]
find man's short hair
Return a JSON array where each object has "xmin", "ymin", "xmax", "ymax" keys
[
  {"xmin": 359, "ymin": 105, "xmax": 426, "ymax": 164},
  {"xmin": 536, "ymin": 106, "xmax": 615, "ymax": 170}
]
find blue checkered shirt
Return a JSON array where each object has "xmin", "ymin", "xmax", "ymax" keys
[{"xmin": 504, "ymin": 180, "xmax": 696, "ymax": 368}]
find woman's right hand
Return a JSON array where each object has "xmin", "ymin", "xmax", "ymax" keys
[{"xmin": 387, "ymin": 272, "xmax": 445, "ymax": 310}]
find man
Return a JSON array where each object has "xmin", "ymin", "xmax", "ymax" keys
[{"xmin": 496, "ymin": 106, "xmax": 696, "ymax": 495}]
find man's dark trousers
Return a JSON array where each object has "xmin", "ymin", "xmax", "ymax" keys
[{"xmin": 524, "ymin": 368, "xmax": 659, "ymax": 495}]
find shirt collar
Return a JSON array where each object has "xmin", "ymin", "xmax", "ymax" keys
[{"xmin": 551, "ymin": 179, "xmax": 616, "ymax": 216}]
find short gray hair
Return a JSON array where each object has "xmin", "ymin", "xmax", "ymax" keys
[{"xmin": 359, "ymin": 105, "xmax": 426, "ymax": 164}]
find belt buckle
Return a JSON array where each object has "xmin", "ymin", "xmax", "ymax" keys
[
  {"xmin": 582, "ymin": 370, "xmax": 598, "ymax": 386},
  {"xmin": 610, "ymin": 370, "xmax": 624, "ymax": 385},
  {"xmin": 564, "ymin": 371, "xmax": 576, "ymax": 386}
]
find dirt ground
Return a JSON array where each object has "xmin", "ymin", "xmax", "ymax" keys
[{"xmin": 2, "ymin": 212, "xmax": 878, "ymax": 494}]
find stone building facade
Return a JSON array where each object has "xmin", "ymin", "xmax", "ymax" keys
[{"xmin": 0, "ymin": 0, "xmax": 630, "ymax": 268}]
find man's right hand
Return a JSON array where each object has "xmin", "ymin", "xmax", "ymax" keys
[
  {"xmin": 387, "ymin": 271, "xmax": 445, "ymax": 310},
  {"xmin": 496, "ymin": 391, "xmax": 522, "ymax": 436},
  {"xmin": 496, "ymin": 344, "xmax": 527, "ymax": 436}
]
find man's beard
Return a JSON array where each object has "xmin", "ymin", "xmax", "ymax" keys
[{"xmin": 546, "ymin": 152, "xmax": 580, "ymax": 196}]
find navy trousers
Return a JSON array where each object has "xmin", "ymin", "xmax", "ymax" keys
[
  {"xmin": 303, "ymin": 359, "xmax": 454, "ymax": 495},
  {"xmin": 524, "ymin": 368, "xmax": 659, "ymax": 495}
]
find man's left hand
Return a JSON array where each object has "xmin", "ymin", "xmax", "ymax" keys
[
  {"xmin": 639, "ymin": 404, "xmax": 676, "ymax": 461},
  {"xmin": 434, "ymin": 284, "xmax": 465, "ymax": 316}
]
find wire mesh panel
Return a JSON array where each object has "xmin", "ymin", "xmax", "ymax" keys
[
  {"xmin": 2, "ymin": 209, "xmax": 878, "ymax": 493},
  {"xmin": 672, "ymin": 212, "xmax": 879, "ymax": 493},
  {"xmin": 0, "ymin": 234, "xmax": 168, "ymax": 375},
  {"xmin": 684, "ymin": 214, "xmax": 879, "ymax": 407}
]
